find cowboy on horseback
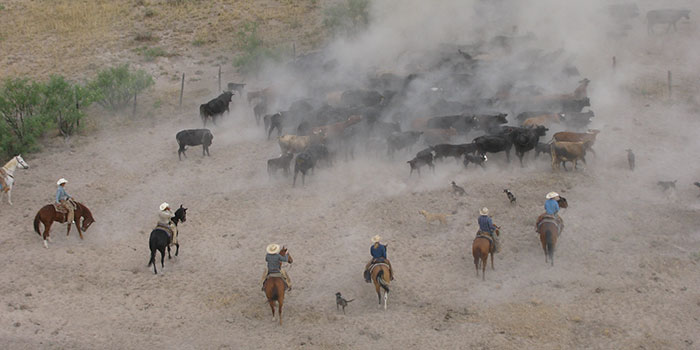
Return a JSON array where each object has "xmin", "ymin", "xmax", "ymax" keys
[
  {"xmin": 364, "ymin": 235, "xmax": 394, "ymax": 282},
  {"xmin": 477, "ymin": 207, "xmax": 500, "ymax": 253},
  {"xmin": 262, "ymin": 243, "xmax": 292, "ymax": 291},
  {"xmin": 55, "ymin": 178, "xmax": 75, "ymax": 224},
  {"xmin": 536, "ymin": 192, "xmax": 564, "ymax": 233},
  {"xmin": 157, "ymin": 202, "xmax": 178, "ymax": 245}
]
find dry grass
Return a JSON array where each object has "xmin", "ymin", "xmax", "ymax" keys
[{"xmin": 0, "ymin": 0, "xmax": 325, "ymax": 80}]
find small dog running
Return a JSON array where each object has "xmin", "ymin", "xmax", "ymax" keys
[
  {"xmin": 335, "ymin": 292, "xmax": 354, "ymax": 314},
  {"xmin": 418, "ymin": 210, "xmax": 450, "ymax": 226},
  {"xmin": 451, "ymin": 181, "xmax": 466, "ymax": 196},
  {"xmin": 503, "ymin": 189, "xmax": 516, "ymax": 204}
]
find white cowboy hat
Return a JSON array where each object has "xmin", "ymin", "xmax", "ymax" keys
[
  {"xmin": 159, "ymin": 202, "xmax": 170, "ymax": 211},
  {"xmin": 57, "ymin": 178, "xmax": 67, "ymax": 186},
  {"xmin": 371, "ymin": 235, "xmax": 381, "ymax": 243},
  {"xmin": 266, "ymin": 243, "xmax": 281, "ymax": 254},
  {"xmin": 546, "ymin": 192, "xmax": 559, "ymax": 199},
  {"xmin": 479, "ymin": 207, "xmax": 489, "ymax": 215}
]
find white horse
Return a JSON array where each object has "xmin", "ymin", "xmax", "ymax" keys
[{"xmin": 1, "ymin": 155, "xmax": 30, "ymax": 205}]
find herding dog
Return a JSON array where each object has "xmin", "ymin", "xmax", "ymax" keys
[
  {"xmin": 335, "ymin": 292, "xmax": 354, "ymax": 314},
  {"xmin": 418, "ymin": 210, "xmax": 449, "ymax": 226}
]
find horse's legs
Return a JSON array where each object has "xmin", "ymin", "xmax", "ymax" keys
[
  {"xmin": 66, "ymin": 222, "xmax": 72, "ymax": 236},
  {"xmin": 7, "ymin": 188, "xmax": 12, "ymax": 205},
  {"xmin": 76, "ymin": 222, "xmax": 84, "ymax": 240},
  {"xmin": 481, "ymin": 256, "xmax": 486, "ymax": 281},
  {"xmin": 149, "ymin": 249, "xmax": 157, "ymax": 274},
  {"xmin": 278, "ymin": 294, "xmax": 284, "ymax": 325},
  {"xmin": 175, "ymin": 243, "xmax": 180, "ymax": 256},
  {"xmin": 269, "ymin": 300, "xmax": 276, "ymax": 321},
  {"xmin": 167, "ymin": 244, "xmax": 172, "ymax": 259},
  {"xmin": 159, "ymin": 247, "xmax": 166, "ymax": 270},
  {"xmin": 383, "ymin": 290, "xmax": 388, "ymax": 310},
  {"xmin": 490, "ymin": 251, "xmax": 495, "ymax": 270}
]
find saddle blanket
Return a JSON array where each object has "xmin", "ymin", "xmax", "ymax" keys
[
  {"xmin": 369, "ymin": 263, "xmax": 390, "ymax": 274},
  {"xmin": 155, "ymin": 223, "xmax": 174, "ymax": 240},
  {"xmin": 538, "ymin": 216, "xmax": 563, "ymax": 233},
  {"xmin": 265, "ymin": 272, "xmax": 289, "ymax": 289}
]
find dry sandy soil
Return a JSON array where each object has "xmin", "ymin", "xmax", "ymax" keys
[{"xmin": 2, "ymin": 1, "xmax": 700, "ymax": 350}]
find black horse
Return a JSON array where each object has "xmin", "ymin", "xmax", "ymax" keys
[{"xmin": 148, "ymin": 205, "xmax": 187, "ymax": 274}]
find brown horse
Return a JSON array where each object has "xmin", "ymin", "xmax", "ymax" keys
[
  {"xmin": 472, "ymin": 229, "xmax": 499, "ymax": 281},
  {"xmin": 33, "ymin": 201, "xmax": 95, "ymax": 248},
  {"xmin": 538, "ymin": 219, "xmax": 559, "ymax": 266},
  {"xmin": 264, "ymin": 247, "xmax": 292, "ymax": 325},
  {"xmin": 370, "ymin": 263, "xmax": 391, "ymax": 310}
]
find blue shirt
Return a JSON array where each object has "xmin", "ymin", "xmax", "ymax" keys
[
  {"xmin": 545, "ymin": 199, "xmax": 560, "ymax": 215},
  {"xmin": 478, "ymin": 215, "xmax": 496, "ymax": 233},
  {"xmin": 56, "ymin": 186, "xmax": 70, "ymax": 203},
  {"xmin": 370, "ymin": 243, "xmax": 387, "ymax": 259},
  {"xmin": 266, "ymin": 253, "xmax": 288, "ymax": 273}
]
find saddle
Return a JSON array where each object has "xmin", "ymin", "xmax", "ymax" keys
[
  {"xmin": 474, "ymin": 232, "xmax": 495, "ymax": 253},
  {"xmin": 155, "ymin": 223, "xmax": 174, "ymax": 242},
  {"xmin": 264, "ymin": 272, "xmax": 289, "ymax": 289},
  {"xmin": 538, "ymin": 214, "xmax": 563, "ymax": 233}
]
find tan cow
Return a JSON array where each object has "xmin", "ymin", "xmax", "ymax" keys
[
  {"xmin": 552, "ymin": 129, "xmax": 600, "ymax": 155},
  {"xmin": 550, "ymin": 141, "xmax": 586, "ymax": 171},
  {"xmin": 278, "ymin": 133, "xmax": 325, "ymax": 154},
  {"xmin": 522, "ymin": 113, "xmax": 565, "ymax": 128}
]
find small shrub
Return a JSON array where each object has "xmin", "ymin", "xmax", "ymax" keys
[
  {"xmin": 233, "ymin": 21, "xmax": 282, "ymax": 75},
  {"xmin": 0, "ymin": 4, "xmax": 5, "ymax": 11},
  {"xmin": 0, "ymin": 78, "xmax": 51, "ymax": 156},
  {"xmin": 144, "ymin": 8, "xmax": 156, "ymax": 18},
  {"xmin": 323, "ymin": 0, "xmax": 370, "ymax": 37},
  {"xmin": 135, "ymin": 46, "xmax": 169, "ymax": 61},
  {"xmin": 192, "ymin": 39, "xmax": 205, "ymax": 47},
  {"xmin": 41, "ymin": 75, "xmax": 97, "ymax": 138},
  {"xmin": 88, "ymin": 64, "xmax": 154, "ymax": 111},
  {"xmin": 135, "ymin": 32, "xmax": 156, "ymax": 42}
]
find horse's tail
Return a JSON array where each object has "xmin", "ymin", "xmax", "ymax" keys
[
  {"xmin": 545, "ymin": 230, "xmax": 555, "ymax": 258},
  {"xmin": 377, "ymin": 270, "xmax": 390, "ymax": 293},
  {"xmin": 33, "ymin": 210, "xmax": 42, "ymax": 236}
]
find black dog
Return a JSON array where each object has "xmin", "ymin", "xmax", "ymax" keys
[
  {"xmin": 335, "ymin": 292, "xmax": 354, "ymax": 314},
  {"xmin": 657, "ymin": 180, "xmax": 677, "ymax": 191},
  {"xmin": 451, "ymin": 181, "xmax": 466, "ymax": 195},
  {"xmin": 504, "ymin": 189, "xmax": 516, "ymax": 204}
]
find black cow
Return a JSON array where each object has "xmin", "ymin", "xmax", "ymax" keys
[
  {"xmin": 510, "ymin": 125, "xmax": 549, "ymax": 166},
  {"xmin": 387, "ymin": 131, "xmax": 423, "ymax": 156},
  {"xmin": 426, "ymin": 115, "xmax": 478, "ymax": 134},
  {"xmin": 266, "ymin": 112, "xmax": 285, "ymax": 140},
  {"xmin": 431, "ymin": 143, "xmax": 478, "ymax": 162},
  {"xmin": 199, "ymin": 91, "xmax": 233, "ymax": 126},
  {"xmin": 647, "ymin": 9, "xmax": 690, "ymax": 34},
  {"xmin": 472, "ymin": 135, "xmax": 513, "ymax": 162},
  {"xmin": 227, "ymin": 82, "xmax": 246, "ymax": 95},
  {"xmin": 293, "ymin": 151, "xmax": 316, "ymax": 187},
  {"xmin": 176, "ymin": 129, "xmax": 213, "ymax": 160},
  {"xmin": 407, "ymin": 148, "xmax": 435, "ymax": 176},
  {"xmin": 535, "ymin": 142, "xmax": 552, "ymax": 158},
  {"xmin": 267, "ymin": 152, "xmax": 294, "ymax": 176},
  {"xmin": 474, "ymin": 113, "xmax": 509, "ymax": 130},
  {"xmin": 307, "ymin": 143, "xmax": 332, "ymax": 167}
]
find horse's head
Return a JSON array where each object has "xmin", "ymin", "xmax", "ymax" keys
[
  {"xmin": 174, "ymin": 205, "xmax": 187, "ymax": 223},
  {"xmin": 81, "ymin": 216, "xmax": 95, "ymax": 232},
  {"xmin": 15, "ymin": 155, "xmax": 29, "ymax": 169}
]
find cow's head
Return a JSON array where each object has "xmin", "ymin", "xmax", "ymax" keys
[{"xmin": 535, "ymin": 125, "xmax": 549, "ymax": 136}]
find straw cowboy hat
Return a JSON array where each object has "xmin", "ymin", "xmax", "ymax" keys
[
  {"xmin": 266, "ymin": 243, "xmax": 281, "ymax": 254},
  {"xmin": 371, "ymin": 235, "xmax": 381, "ymax": 243},
  {"xmin": 479, "ymin": 207, "xmax": 489, "ymax": 215},
  {"xmin": 159, "ymin": 202, "xmax": 170, "ymax": 211},
  {"xmin": 546, "ymin": 192, "xmax": 559, "ymax": 199},
  {"xmin": 57, "ymin": 178, "xmax": 67, "ymax": 186}
]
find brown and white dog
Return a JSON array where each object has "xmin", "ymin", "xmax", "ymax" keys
[{"xmin": 418, "ymin": 210, "xmax": 450, "ymax": 225}]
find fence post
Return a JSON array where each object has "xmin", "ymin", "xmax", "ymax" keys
[
  {"xmin": 132, "ymin": 92, "xmax": 137, "ymax": 116},
  {"xmin": 293, "ymin": 42, "xmax": 296, "ymax": 61},
  {"xmin": 218, "ymin": 65, "xmax": 222, "ymax": 93},
  {"xmin": 612, "ymin": 56, "xmax": 616, "ymax": 75},
  {"xmin": 667, "ymin": 70, "xmax": 672, "ymax": 99},
  {"xmin": 179, "ymin": 73, "xmax": 185, "ymax": 108}
]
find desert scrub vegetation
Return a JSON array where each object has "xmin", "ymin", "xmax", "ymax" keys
[
  {"xmin": 233, "ymin": 21, "xmax": 282, "ymax": 75},
  {"xmin": 134, "ymin": 46, "xmax": 170, "ymax": 61},
  {"xmin": 323, "ymin": 0, "xmax": 370, "ymax": 37},
  {"xmin": 88, "ymin": 64, "xmax": 154, "ymax": 111}
]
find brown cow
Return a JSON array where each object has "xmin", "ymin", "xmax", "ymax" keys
[
  {"xmin": 312, "ymin": 115, "xmax": 363, "ymax": 139},
  {"xmin": 552, "ymin": 129, "xmax": 600, "ymax": 155},
  {"xmin": 522, "ymin": 113, "xmax": 565, "ymax": 127},
  {"xmin": 550, "ymin": 141, "xmax": 586, "ymax": 171}
]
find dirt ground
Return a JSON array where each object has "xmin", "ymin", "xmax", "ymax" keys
[{"xmin": 2, "ymin": 2, "xmax": 700, "ymax": 350}]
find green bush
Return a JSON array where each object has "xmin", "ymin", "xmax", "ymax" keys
[
  {"xmin": 88, "ymin": 64, "xmax": 154, "ymax": 111},
  {"xmin": 233, "ymin": 22, "xmax": 281, "ymax": 75},
  {"xmin": 41, "ymin": 75, "xmax": 97, "ymax": 138},
  {"xmin": 0, "ymin": 78, "xmax": 51, "ymax": 156},
  {"xmin": 323, "ymin": 0, "xmax": 370, "ymax": 37}
]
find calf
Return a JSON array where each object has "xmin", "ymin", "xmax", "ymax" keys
[
  {"xmin": 200, "ymin": 91, "xmax": 233, "ymax": 126},
  {"xmin": 463, "ymin": 154, "xmax": 487, "ymax": 168},
  {"xmin": 293, "ymin": 151, "xmax": 316, "ymax": 187},
  {"xmin": 535, "ymin": 142, "xmax": 552, "ymax": 158},
  {"xmin": 176, "ymin": 129, "xmax": 213, "ymax": 160},
  {"xmin": 552, "ymin": 129, "xmax": 600, "ymax": 155},
  {"xmin": 388, "ymin": 131, "xmax": 423, "ymax": 156},
  {"xmin": 266, "ymin": 112, "xmax": 285, "ymax": 140},
  {"xmin": 267, "ymin": 153, "xmax": 294, "ymax": 176},
  {"xmin": 407, "ymin": 148, "xmax": 435, "ymax": 176},
  {"xmin": 550, "ymin": 141, "xmax": 586, "ymax": 171},
  {"xmin": 522, "ymin": 113, "xmax": 565, "ymax": 128}
]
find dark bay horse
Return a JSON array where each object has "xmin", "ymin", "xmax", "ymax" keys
[
  {"xmin": 264, "ymin": 247, "xmax": 292, "ymax": 325},
  {"xmin": 370, "ymin": 263, "xmax": 391, "ymax": 310},
  {"xmin": 148, "ymin": 205, "xmax": 187, "ymax": 274},
  {"xmin": 472, "ymin": 229, "xmax": 499, "ymax": 281},
  {"xmin": 33, "ymin": 201, "xmax": 95, "ymax": 248}
]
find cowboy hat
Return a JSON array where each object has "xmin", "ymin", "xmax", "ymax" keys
[
  {"xmin": 159, "ymin": 202, "xmax": 170, "ymax": 211},
  {"xmin": 266, "ymin": 243, "xmax": 281, "ymax": 254},
  {"xmin": 57, "ymin": 178, "xmax": 67, "ymax": 186},
  {"xmin": 371, "ymin": 235, "xmax": 381, "ymax": 243},
  {"xmin": 479, "ymin": 207, "xmax": 489, "ymax": 215},
  {"xmin": 546, "ymin": 192, "xmax": 559, "ymax": 199}
]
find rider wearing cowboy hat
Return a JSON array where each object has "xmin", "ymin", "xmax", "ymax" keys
[
  {"xmin": 56, "ymin": 178, "xmax": 75, "ymax": 224},
  {"xmin": 364, "ymin": 235, "xmax": 394, "ymax": 282},
  {"xmin": 157, "ymin": 202, "xmax": 178, "ymax": 245},
  {"xmin": 477, "ymin": 207, "xmax": 500, "ymax": 252},
  {"xmin": 536, "ymin": 192, "xmax": 563, "ymax": 232},
  {"xmin": 262, "ymin": 243, "xmax": 292, "ymax": 291}
]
